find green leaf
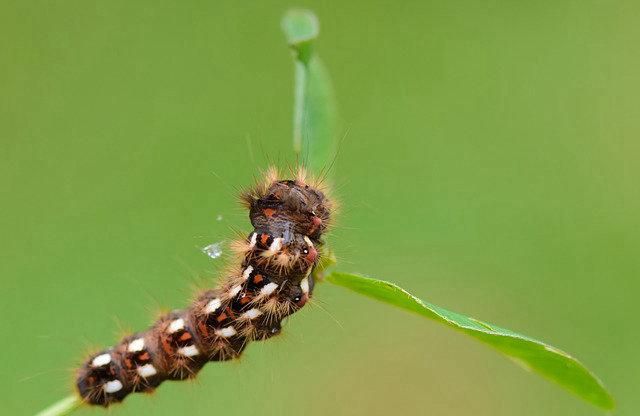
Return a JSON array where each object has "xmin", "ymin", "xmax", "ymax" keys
[
  {"xmin": 282, "ymin": 9, "xmax": 337, "ymax": 175},
  {"xmin": 326, "ymin": 272, "xmax": 615, "ymax": 411}
]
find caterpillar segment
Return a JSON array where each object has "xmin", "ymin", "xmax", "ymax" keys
[{"xmin": 76, "ymin": 170, "xmax": 332, "ymax": 406}]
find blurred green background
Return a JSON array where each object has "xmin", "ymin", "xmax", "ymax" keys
[{"xmin": 1, "ymin": 1, "xmax": 638, "ymax": 415}]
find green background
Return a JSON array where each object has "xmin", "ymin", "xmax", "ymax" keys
[{"xmin": 1, "ymin": 1, "xmax": 638, "ymax": 415}]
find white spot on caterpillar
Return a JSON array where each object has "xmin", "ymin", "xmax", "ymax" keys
[
  {"xmin": 242, "ymin": 265, "xmax": 253, "ymax": 280},
  {"xmin": 263, "ymin": 237, "xmax": 283, "ymax": 256},
  {"xmin": 127, "ymin": 338, "xmax": 145, "ymax": 353},
  {"xmin": 270, "ymin": 237, "xmax": 283, "ymax": 251},
  {"xmin": 103, "ymin": 379, "xmax": 123, "ymax": 394},
  {"xmin": 205, "ymin": 298, "xmax": 222, "ymax": 314},
  {"xmin": 91, "ymin": 353, "xmax": 111, "ymax": 368},
  {"xmin": 136, "ymin": 364, "xmax": 158, "ymax": 378},
  {"xmin": 215, "ymin": 326, "xmax": 237, "ymax": 338},
  {"xmin": 242, "ymin": 308, "xmax": 263, "ymax": 320},
  {"xmin": 168, "ymin": 318, "xmax": 185, "ymax": 334},
  {"xmin": 177, "ymin": 345, "xmax": 200, "ymax": 357},
  {"xmin": 300, "ymin": 277, "xmax": 310, "ymax": 294},
  {"xmin": 260, "ymin": 282, "xmax": 278, "ymax": 296},
  {"xmin": 229, "ymin": 285, "xmax": 242, "ymax": 298},
  {"xmin": 248, "ymin": 233, "xmax": 257, "ymax": 249}
]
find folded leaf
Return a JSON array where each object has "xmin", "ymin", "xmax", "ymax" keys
[{"xmin": 282, "ymin": 9, "xmax": 337, "ymax": 175}]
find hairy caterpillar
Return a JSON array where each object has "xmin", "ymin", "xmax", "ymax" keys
[{"xmin": 76, "ymin": 168, "xmax": 332, "ymax": 406}]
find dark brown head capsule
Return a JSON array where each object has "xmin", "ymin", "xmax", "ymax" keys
[{"xmin": 249, "ymin": 180, "xmax": 331, "ymax": 242}]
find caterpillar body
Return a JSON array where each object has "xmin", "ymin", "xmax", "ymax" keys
[{"xmin": 76, "ymin": 168, "xmax": 332, "ymax": 407}]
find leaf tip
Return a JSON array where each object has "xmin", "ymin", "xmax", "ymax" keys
[
  {"xmin": 281, "ymin": 9, "xmax": 320, "ymax": 61},
  {"xmin": 596, "ymin": 387, "xmax": 616, "ymax": 411}
]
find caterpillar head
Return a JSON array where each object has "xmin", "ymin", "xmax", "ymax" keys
[{"xmin": 249, "ymin": 179, "xmax": 331, "ymax": 241}]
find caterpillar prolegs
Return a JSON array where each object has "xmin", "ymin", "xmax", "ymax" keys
[{"xmin": 76, "ymin": 168, "xmax": 332, "ymax": 406}]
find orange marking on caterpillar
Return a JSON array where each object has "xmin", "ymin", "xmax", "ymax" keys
[
  {"xmin": 160, "ymin": 338, "xmax": 173, "ymax": 356},
  {"xmin": 197, "ymin": 321, "xmax": 209, "ymax": 337}
]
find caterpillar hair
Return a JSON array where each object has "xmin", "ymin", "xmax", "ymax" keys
[{"xmin": 76, "ymin": 167, "xmax": 333, "ymax": 407}]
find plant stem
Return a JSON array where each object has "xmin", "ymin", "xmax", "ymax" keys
[{"xmin": 35, "ymin": 395, "xmax": 81, "ymax": 416}]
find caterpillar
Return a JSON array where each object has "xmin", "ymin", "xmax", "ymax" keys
[{"xmin": 76, "ymin": 167, "xmax": 332, "ymax": 407}]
